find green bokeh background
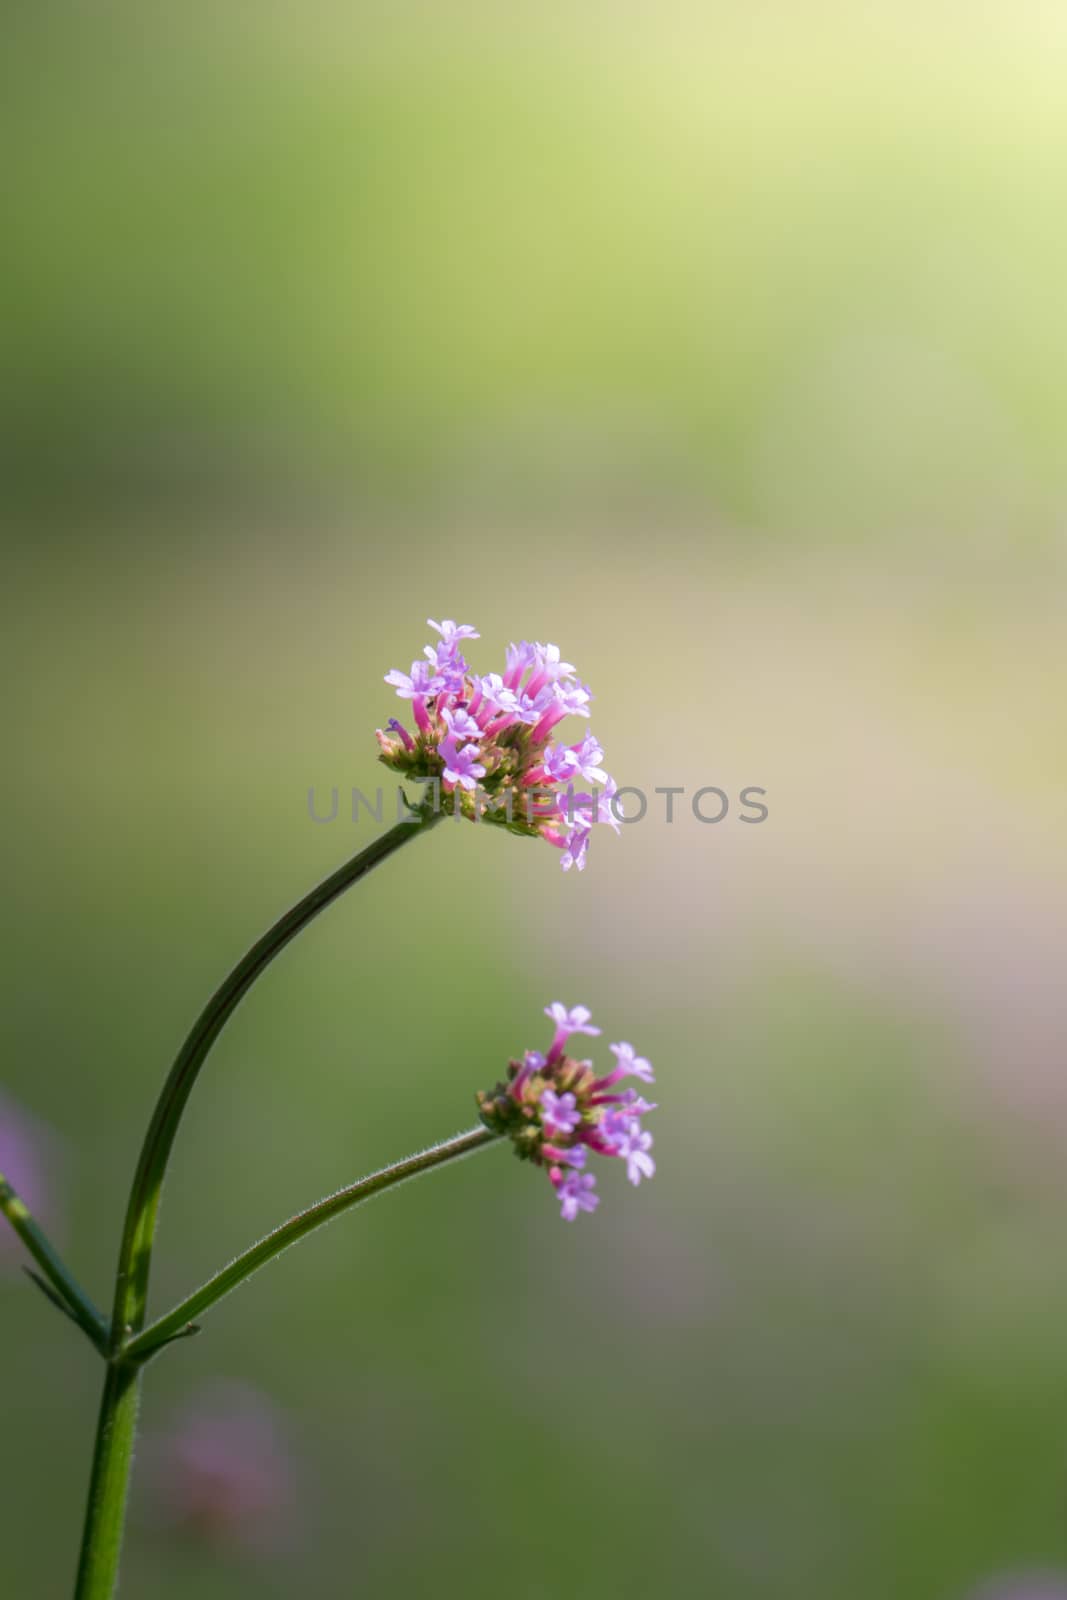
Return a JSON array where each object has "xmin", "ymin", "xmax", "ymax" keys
[{"xmin": 3, "ymin": 5, "xmax": 1066, "ymax": 1597}]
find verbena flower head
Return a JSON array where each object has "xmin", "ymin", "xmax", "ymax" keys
[
  {"xmin": 476, "ymin": 1004, "xmax": 658, "ymax": 1221},
  {"xmin": 377, "ymin": 622, "xmax": 618, "ymax": 871}
]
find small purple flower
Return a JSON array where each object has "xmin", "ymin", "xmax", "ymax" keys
[
  {"xmin": 503, "ymin": 640, "xmax": 538, "ymax": 688},
  {"xmin": 479, "ymin": 675, "xmax": 554, "ymax": 729},
  {"xmin": 607, "ymin": 1118, "xmax": 656, "ymax": 1186},
  {"xmin": 385, "ymin": 660, "xmax": 444, "ymax": 700},
  {"xmin": 620, "ymin": 1090, "xmax": 658, "ymax": 1116},
  {"xmin": 599, "ymin": 1106, "xmax": 630, "ymax": 1143},
  {"xmin": 522, "ymin": 643, "xmax": 578, "ymax": 699},
  {"xmin": 609, "ymin": 1042, "xmax": 655, "ymax": 1084},
  {"xmin": 477, "ymin": 672, "xmax": 519, "ymax": 715},
  {"xmin": 509, "ymin": 686, "xmax": 555, "ymax": 726},
  {"xmin": 566, "ymin": 733, "xmax": 609, "ymax": 786},
  {"xmin": 543, "ymin": 1143, "xmax": 587, "ymax": 1169},
  {"xmin": 438, "ymin": 735, "xmax": 486, "ymax": 791},
  {"xmin": 428, "ymin": 619, "xmax": 480, "ymax": 646},
  {"xmin": 541, "ymin": 1089, "xmax": 581, "ymax": 1137},
  {"xmin": 544, "ymin": 1002, "xmax": 600, "ymax": 1062},
  {"xmin": 533, "ymin": 643, "xmax": 576, "ymax": 682},
  {"xmin": 559, "ymin": 820, "xmax": 591, "ymax": 873},
  {"xmin": 542, "ymin": 744, "xmax": 572, "ymax": 783},
  {"xmin": 552, "ymin": 679, "xmax": 592, "ymax": 718},
  {"xmin": 544, "ymin": 1002, "xmax": 599, "ymax": 1036},
  {"xmin": 423, "ymin": 643, "xmax": 468, "ymax": 691},
  {"xmin": 546, "ymin": 778, "xmax": 621, "ymax": 874},
  {"xmin": 543, "ymin": 734, "xmax": 609, "ymax": 788},
  {"xmin": 565, "ymin": 778, "xmax": 622, "ymax": 834},
  {"xmin": 441, "ymin": 706, "xmax": 482, "ymax": 741},
  {"xmin": 555, "ymin": 1170, "xmax": 599, "ymax": 1222}
]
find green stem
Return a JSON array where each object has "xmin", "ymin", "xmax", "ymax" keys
[
  {"xmin": 0, "ymin": 1171, "xmax": 108, "ymax": 1351},
  {"xmin": 110, "ymin": 811, "xmax": 440, "ymax": 1344},
  {"xmin": 127, "ymin": 1125, "xmax": 500, "ymax": 1364},
  {"xmin": 73, "ymin": 809, "xmax": 440, "ymax": 1598},
  {"xmin": 74, "ymin": 1362, "xmax": 141, "ymax": 1600}
]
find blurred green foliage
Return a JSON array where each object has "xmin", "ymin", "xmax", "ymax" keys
[{"xmin": 5, "ymin": 3, "xmax": 1067, "ymax": 540}]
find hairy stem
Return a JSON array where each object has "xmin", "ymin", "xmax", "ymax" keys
[
  {"xmin": 73, "ymin": 1361, "xmax": 141, "ymax": 1600},
  {"xmin": 127, "ymin": 1125, "xmax": 500, "ymax": 1363}
]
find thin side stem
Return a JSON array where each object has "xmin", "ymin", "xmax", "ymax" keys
[
  {"xmin": 126, "ymin": 1125, "xmax": 500, "ymax": 1363},
  {"xmin": 73, "ymin": 1362, "xmax": 141, "ymax": 1600},
  {"xmin": 110, "ymin": 811, "xmax": 440, "ymax": 1344},
  {"xmin": 0, "ymin": 1171, "xmax": 108, "ymax": 1351}
]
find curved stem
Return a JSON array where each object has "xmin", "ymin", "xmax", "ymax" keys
[
  {"xmin": 73, "ymin": 1362, "xmax": 141, "ymax": 1600},
  {"xmin": 109, "ymin": 811, "xmax": 439, "ymax": 1345},
  {"xmin": 73, "ymin": 812, "xmax": 439, "ymax": 1598},
  {"xmin": 126, "ymin": 1125, "xmax": 500, "ymax": 1364},
  {"xmin": 0, "ymin": 1171, "xmax": 108, "ymax": 1351}
]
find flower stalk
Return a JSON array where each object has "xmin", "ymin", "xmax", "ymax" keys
[
  {"xmin": 74, "ymin": 808, "xmax": 441, "ymax": 1600},
  {"xmin": 109, "ymin": 809, "xmax": 442, "ymax": 1350},
  {"xmin": 125, "ymin": 1126, "xmax": 501, "ymax": 1364}
]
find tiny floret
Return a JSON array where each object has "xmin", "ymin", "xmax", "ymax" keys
[
  {"xmin": 438, "ymin": 735, "xmax": 487, "ymax": 791},
  {"xmin": 544, "ymin": 1002, "xmax": 599, "ymax": 1036},
  {"xmin": 384, "ymin": 661, "xmax": 444, "ymax": 699},
  {"xmin": 541, "ymin": 1089, "xmax": 581, "ymax": 1136},
  {"xmin": 556, "ymin": 1171, "xmax": 599, "ymax": 1221},
  {"xmin": 427, "ymin": 619, "xmax": 480, "ymax": 646},
  {"xmin": 607, "ymin": 1118, "xmax": 656, "ymax": 1186},
  {"xmin": 441, "ymin": 706, "xmax": 482, "ymax": 741},
  {"xmin": 544, "ymin": 1002, "xmax": 601, "ymax": 1062},
  {"xmin": 608, "ymin": 1042, "xmax": 655, "ymax": 1084}
]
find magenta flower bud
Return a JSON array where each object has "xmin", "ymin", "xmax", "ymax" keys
[
  {"xmin": 528, "ymin": 702, "xmax": 567, "ymax": 746},
  {"xmin": 387, "ymin": 718, "xmax": 415, "ymax": 753}
]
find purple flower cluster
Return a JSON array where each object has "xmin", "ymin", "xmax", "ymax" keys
[
  {"xmin": 377, "ymin": 621, "xmax": 619, "ymax": 871},
  {"xmin": 476, "ymin": 1004, "xmax": 657, "ymax": 1221}
]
